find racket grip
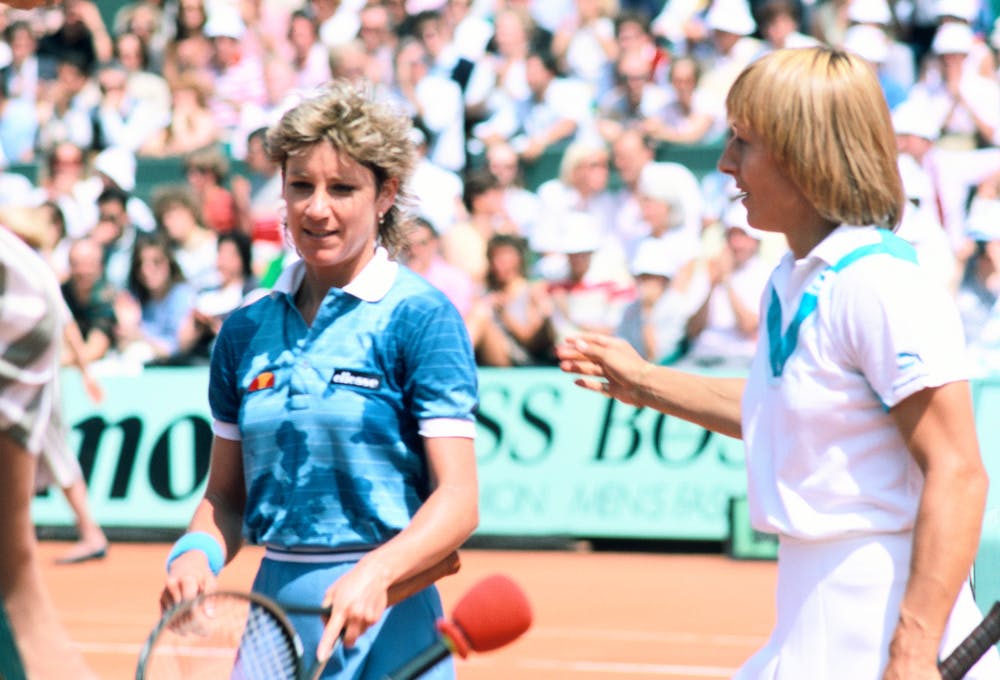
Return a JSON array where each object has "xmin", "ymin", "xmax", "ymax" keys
[{"xmin": 939, "ymin": 602, "xmax": 1000, "ymax": 680}]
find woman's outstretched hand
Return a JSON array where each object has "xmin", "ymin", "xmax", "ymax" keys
[{"xmin": 556, "ymin": 334, "xmax": 652, "ymax": 408}]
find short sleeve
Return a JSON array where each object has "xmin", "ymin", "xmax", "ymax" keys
[
  {"xmin": 835, "ymin": 258, "xmax": 968, "ymax": 408},
  {"xmin": 399, "ymin": 295, "xmax": 478, "ymax": 425}
]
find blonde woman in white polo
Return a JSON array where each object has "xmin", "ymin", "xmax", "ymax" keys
[{"xmin": 558, "ymin": 46, "xmax": 1000, "ymax": 678}]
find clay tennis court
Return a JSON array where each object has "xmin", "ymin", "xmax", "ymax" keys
[{"xmin": 39, "ymin": 539, "xmax": 776, "ymax": 679}]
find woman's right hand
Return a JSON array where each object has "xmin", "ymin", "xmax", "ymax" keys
[
  {"xmin": 159, "ymin": 551, "xmax": 218, "ymax": 614},
  {"xmin": 556, "ymin": 333, "xmax": 652, "ymax": 408}
]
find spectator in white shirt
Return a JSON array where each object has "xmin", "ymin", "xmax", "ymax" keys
[{"xmin": 390, "ymin": 37, "xmax": 466, "ymax": 172}]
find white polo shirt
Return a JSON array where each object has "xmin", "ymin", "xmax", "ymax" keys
[{"xmin": 741, "ymin": 225, "xmax": 969, "ymax": 540}]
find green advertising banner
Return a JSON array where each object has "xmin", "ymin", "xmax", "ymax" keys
[
  {"xmin": 33, "ymin": 367, "xmax": 750, "ymax": 540},
  {"xmin": 39, "ymin": 369, "xmax": 1000, "ymax": 546}
]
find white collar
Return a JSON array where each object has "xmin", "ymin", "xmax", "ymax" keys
[{"xmin": 271, "ymin": 246, "xmax": 398, "ymax": 302}]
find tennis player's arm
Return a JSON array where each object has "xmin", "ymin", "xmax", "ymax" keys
[
  {"xmin": 161, "ymin": 435, "xmax": 246, "ymax": 609},
  {"xmin": 357, "ymin": 436, "xmax": 477, "ymax": 589},
  {"xmin": 886, "ymin": 381, "xmax": 989, "ymax": 676},
  {"xmin": 318, "ymin": 436, "xmax": 476, "ymax": 651},
  {"xmin": 186, "ymin": 435, "xmax": 247, "ymax": 563},
  {"xmin": 558, "ymin": 334, "xmax": 746, "ymax": 438}
]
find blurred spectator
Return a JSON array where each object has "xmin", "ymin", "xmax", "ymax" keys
[
  {"xmin": 411, "ymin": 8, "xmax": 494, "ymax": 132},
  {"xmin": 533, "ymin": 139, "xmax": 627, "ymax": 283},
  {"xmin": 37, "ymin": 200, "xmax": 72, "ymax": 283},
  {"xmin": 0, "ymin": 70, "xmax": 36, "ymax": 162},
  {"xmin": 184, "ymin": 145, "xmax": 240, "ymax": 235},
  {"xmin": 895, "ymin": 152, "xmax": 959, "ymax": 291},
  {"xmin": 476, "ymin": 7, "xmax": 533, "ymax": 115},
  {"xmin": 400, "ymin": 216, "xmax": 475, "ymax": 318},
  {"xmin": 616, "ymin": 237, "xmax": 695, "ymax": 363},
  {"xmin": 546, "ymin": 210, "xmax": 634, "ymax": 344},
  {"xmin": 956, "ymin": 220, "xmax": 1000, "ymax": 376},
  {"xmin": 595, "ymin": 47, "xmax": 671, "ymax": 142},
  {"xmin": 238, "ymin": 0, "xmax": 293, "ymax": 69},
  {"xmin": 162, "ymin": 34, "xmax": 214, "ymax": 99},
  {"xmin": 613, "ymin": 10, "xmax": 671, "ymax": 86},
  {"xmin": 551, "ymin": 0, "xmax": 619, "ymax": 101},
  {"xmin": 845, "ymin": 0, "xmax": 916, "ymax": 90},
  {"xmin": 905, "ymin": 21, "xmax": 999, "ymax": 149},
  {"xmin": 695, "ymin": 0, "xmax": 763, "ymax": 119},
  {"xmin": 0, "ymin": 154, "xmax": 38, "ymax": 207},
  {"xmin": 91, "ymin": 185, "xmax": 143, "ymax": 290},
  {"xmin": 442, "ymin": 0, "xmax": 494, "ymax": 60},
  {"xmin": 679, "ymin": 200, "xmax": 771, "ymax": 370},
  {"xmin": 0, "ymin": 20, "xmax": 41, "ymax": 104},
  {"xmin": 35, "ymin": 0, "xmax": 112, "ymax": 76},
  {"xmin": 407, "ymin": 122, "xmax": 465, "ymax": 236},
  {"xmin": 329, "ymin": 38, "xmax": 376, "ymax": 83},
  {"xmin": 143, "ymin": 70, "xmax": 220, "ymax": 156},
  {"xmin": 650, "ymin": 0, "xmax": 710, "ymax": 54},
  {"xmin": 933, "ymin": 0, "xmax": 994, "ymax": 80},
  {"xmin": 117, "ymin": 231, "xmax": 196, "ymax": 365},
  {"xmin": 55, "ymin": 145, "xmax": 154, "ymax": 240},
  {"xmin": 629, "ymin": 160, "xmax": 703, "ymax": 270},
  {"xmin": 152, "ymin": 184, "xmax": 218, "ymax": 291},
  {"xmin": 61, "ymin": 236, "xmax": 118, "ymax": 364},
  {"xmin": 474, "ymin": 46, "xmax": 594, "ymax": 163},
  {"xmin": 34, "ymin": 52, "xmax": 97, "ymax": 156},
  {"xmin": 112, "ymin": 0, "xmax": 173, "ymax": 73},
  {"xmin": 390, "ymin": 37, "xmax": 466, "ymax": 172},
  {"xmin": 161, "ymin": 0, "xmax": 212, "ymax": 86},
  {"xmin": 286, "ymin": 8, "xmax": 333, "ymax": 91},
  {"xmin": 842, "ymin": 23, "xmax": 909, "ymax": 110},
  {"xmin": 809, "ymin": 0, "xmax": 851, "ymax": 48},
  {"xmin": 178, "ymin": 230, "xmax": 259, "ymax": 363},
  {"xmin": 641, "ymin": 54, "xmax": 725, "ymax": 145},
  {"xmin": 757, "ymin": 0, "xmax": 821, "ymax": 52},
  {"xmin": 37, "ymin": 141, "xmax": 86, "ymax": 224},
  {"xmin": 231, "ymin": 126, "xmax": 283, "ymax": 266},
  {"xmin": 466, "ymin": 233, "xmax": 556, "ymax": 366},
  {"xmin": 311, "ymin": 0, "xmax": 364, "ymax": 50},
  {"xmin": 441, "ymin": 166, "xmax": 516, "ymax": 287},
  {"xmin": 610, "ymin": 127, "xmax": 658, "ymax": 258},
  {"xmin": 92, "ymin": 59, "xmax": 169, "ymax": 153},
  {"xmin": 517, "ymin": 47, "xmax": 596, "ymax": 162},
  {"xmin": 113, "ymin": 30, "xmax": 172, "ymax": 123},
  {"xmin": 174, "ymin": 0, "xmax": 207, "ymax": 42},
  {"xmin": 893, "ymin": 99, "xmax": 1000, "ymax": 255},
  {"xmin": 357, "ymin": 1, "xmax": 397, "ymax": 86},
  {"xmin": 203, "ymin": 4, "xmax": 267, "ymax": 147},
  {"xmin": 485, "ymin": 139, "xmax": 541, "ymax": 239}
]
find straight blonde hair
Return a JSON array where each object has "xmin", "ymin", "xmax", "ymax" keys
[{"xmin": 726, "ymin": 47, "xmax": 904, "ymax": 230}]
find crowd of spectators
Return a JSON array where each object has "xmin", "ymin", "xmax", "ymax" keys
[{"xmin": 3, "ymin": 0, "xmax": 1000, "ymax": 374}]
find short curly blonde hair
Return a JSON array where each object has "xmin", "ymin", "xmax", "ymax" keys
[{"xmin": 266, "ymin": 80, "xmax": 418, "ymax": 252}]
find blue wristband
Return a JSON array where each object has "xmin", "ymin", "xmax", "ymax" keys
[{"xmin": 166, "ymin": 532, "xmax": 225, "ymax": 576}]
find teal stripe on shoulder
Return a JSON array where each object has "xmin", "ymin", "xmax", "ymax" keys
[{"xmin": 830, "ymin": 229, "xmax": 917, "ymax": 273}]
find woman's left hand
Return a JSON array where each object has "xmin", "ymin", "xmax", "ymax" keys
[{"xmin": 316, "ymin": 561, "xmax": 392, "ymax": 660}]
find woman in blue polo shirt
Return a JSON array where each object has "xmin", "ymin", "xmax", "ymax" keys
[
  {"xmin": 159, "ymin": 82, "xmax": 479, "ymax": 679},
  {"xmin": 558, "ymin": 46, "xmax": 999, "ymax": 678}
]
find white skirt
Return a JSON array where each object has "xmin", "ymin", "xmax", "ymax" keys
[{"xmin": 734, "ymin": 532, "xmax": 1000, "ymax": 679}]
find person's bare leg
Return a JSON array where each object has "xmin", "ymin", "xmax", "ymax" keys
[
  {"xmin": 0, "ymin": 434, "xmax": 98, "ymax": 679},
  {"xmin": 55, "ymin": 478, "xmax": 108, "ymax": 564}
]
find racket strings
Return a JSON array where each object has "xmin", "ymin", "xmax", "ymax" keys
[
  {"xmin": 140, "ymin": 594, "xmax": 301, "ymax": 679},
  {"xmin": 235, "ymin": 603, "xmax": 299, "ymax": 679}
]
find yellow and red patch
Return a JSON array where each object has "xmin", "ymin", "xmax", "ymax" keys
[{"xmin": 248, "ymin": 371, "xmax": 275, "ymax": 392}]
